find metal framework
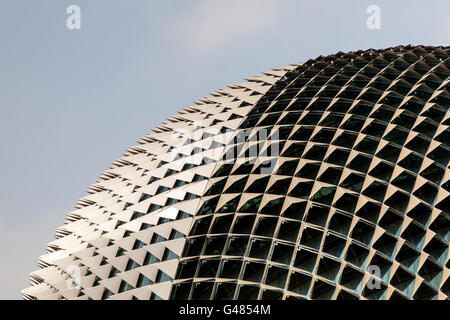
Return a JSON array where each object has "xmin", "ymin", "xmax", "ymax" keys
[{"xmin": 23, "ymin": 45, "xmax": 449, "ymax": 300}]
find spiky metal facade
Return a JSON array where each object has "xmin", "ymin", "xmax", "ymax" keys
[{"xmin": 24, "ymin": 45, "xmax": 449, "ymax": 300}]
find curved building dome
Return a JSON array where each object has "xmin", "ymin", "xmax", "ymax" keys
[{"xmin": 23, "ymin": 45, "xmax": 449, "ymax": 300}]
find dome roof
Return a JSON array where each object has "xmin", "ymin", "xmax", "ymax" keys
[{"xmin": 23, "ymin": 45, "xmax": 450, "ymax": 300}]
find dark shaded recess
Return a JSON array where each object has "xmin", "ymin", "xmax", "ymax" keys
[
  {"xmin": 225, "ymin": 236, "xmax": 249, "ymax": 256},
  {"xmin": 224, "ymin": 177, "xmax": 248, "ymax": 194},
  {"xmin": 220, "ymin": 259, "xmax": 243, "ymax": 279},
  {"xmin": 237, "ymin": 284, "xmax": 260, "ymax": 299},
  {"xmin": 271, "ymin": 242, "xmax": 294, "ymax": 264},
  {"xmin": 261, "ymin": 289, "xmax": 284, "ymax": 300},
  {"xmin": 318, "ymin": 167, "xmax": 343, "ymax": 185},
  {"xmin": 254, "ymin": 217, "xmax": 277, "ymax": 237},
  {"xmin": 261, "ymin": 197, "xmax": 284, "ymax": 216},
  {"xmin": 191, "ymin": 281, "xmax": 214, "ymax": 300},
  {"xmin": 170, "ymin": 281, "xmax": 193, "ymax": 300},
  {"xmin": 326, "ymin": 148, "xmax": 350, "ymax": 166},
  {"xmin": 429, "ymin": 213, "xmax": 449, "ymax": 240},
  {"xmin": 198, "ymin": 258, "xmax": 220, "ymax": 278},
  {"xmin": 288, "ymin": 271, "xmax": 312, "ymax": 295},
  {"xmin": 265, "ymin": 265, "xmax": 289, "ymax": 289},
  {"xmin": 340, "ymin": 265, "xmax": 364, "ymax": 291},
  {"xmin": 340, "ymin": 173, "xmax": 365, "ymax": 193},
  {"xmin": 305, "ymin": 204, "xmax": 330, "ymax": 227},
  {"xmin": 248, "ymin": 238, "xmax": 271, "ymax": 259},
  {"xmin": 183, "ymin": 236, "xmax": 206, "ymax": 257},
  {"xmin": 204, "ymin": 236, "xmax": 226, "ymax": 255},
  {"xmin": 214, "ymin": 282, "xmax": 237, "ymax": 300},
  {"xmin": 300, "ymin": 227, "xmax": 323, "ymax": 250},
  {"xmin": 198, "ymin": 196, "xmax": 220, "ymax": 215},
  {"xmin": 267, "ymin": 178, "xmax": 292, "ymax": 195},
  {"xmin": 281, "ymin": 142, "xmax": 306, "ymax": 158},
  {"xmin": 177, "ymin": 259, "xmax": 199, "ymax": 279},
  {"xmin": 328, "ymin": 211, "xmax": 352, "ymax": 236},
  {"xmin": 242, "ymin": 261, "xmax": 266, "ymax": 282},
  {"xmin": 391, "ymin": 171, "xmax": 416, "ymax": 193},
  {"xmin": 345, "ymin": 242, "xmax": 369, "ymax": 267},
  {"xmin": 323, "ymin": 233, "xmax": 346, "ymax": 258},
  {"xmin": 317, "ymin": 256, "xmax": 341, "ymax": 281},
  {"xmin": 311, "ymin": 279, "xmax": 336, "ymax": 299},
  {"xmin": 239, "ymin": 195, "xmax": 262, "ymax": 213},
  {"xmin": 288, "ymin": 181, "xmax": 314, "ymax": 199},
  {"xmin": 282, "ymin": 201, "xmax": 307, "ymax": 220},
  {"xmin": 231, "ymin": 215, "xmax": 256, "ymax": 234},
  {"xmin": 277, "ymin": 220, "xmax": 300, "ymax": 242},
  {"xmin": 246, "ymin": 176, "xmax": 270, "ymax": 193},
  {"xmin": 355, "ymin": 136, "xmax": 379, "ymax": 155},
  {"xmin": 191, "ymin": 216, "xmax": 212, "ymax": 236},
  {"xmin": 355, "ymin": 201, "xmax": 380, "ymax": 224},
  {"xmin": 296, "ymin": 163, "xmax": 320, "ymax": 180},
  {"xmin": 217, "ymin": 196, "xmax": 241, "ymax": 213},
  {"xmin": 211, "ymin": 214, "xmax": 233, "ymax": 234}
]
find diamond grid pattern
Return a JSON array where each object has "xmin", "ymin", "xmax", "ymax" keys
[
  {"xmin": 174, "ymin": 45, "xmax": 449, "ymax": 300},
  {"xmin": 22, "ymin": 66, "xmax": 290, "ymax": 300},
  {"xmin": 24, "ymin": 45, "xmax": 449, "ymax": 300}
]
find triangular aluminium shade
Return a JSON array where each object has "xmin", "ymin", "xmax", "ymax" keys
[{"xmin": 23, "ymin": 45, "xmax": 449, "ymax": 300}]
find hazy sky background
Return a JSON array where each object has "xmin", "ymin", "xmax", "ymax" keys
[{"xmin": 0, "ymin": 0, "xmax": 449, "ymax": 299}]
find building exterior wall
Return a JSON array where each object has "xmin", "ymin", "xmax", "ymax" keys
[{"xmin": 23, "ymin": 45, "xmax": 449, "ymax": 300}]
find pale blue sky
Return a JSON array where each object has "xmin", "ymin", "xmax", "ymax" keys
[{"xmin": 0, "ymin": 0, "xmax": 449, "ymax": 299}]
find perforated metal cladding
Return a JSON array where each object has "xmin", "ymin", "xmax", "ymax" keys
[
  {"xmin": 173, "ymin": 45, "xmax": 450, "ymax": 300},
  {"xmin": 24, "ymin": 45, "xmax": 449, "ymax": 300}
]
